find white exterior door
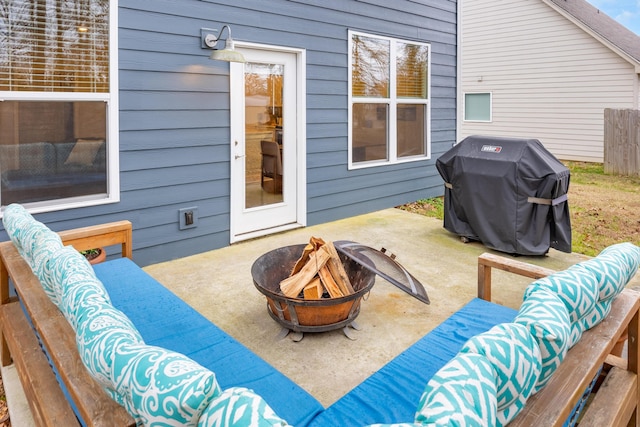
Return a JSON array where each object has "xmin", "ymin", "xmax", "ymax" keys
[{"xmin": 230, "ymin": 45, "xmax": 306, "ymax": 242}]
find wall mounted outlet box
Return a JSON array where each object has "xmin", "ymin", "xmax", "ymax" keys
[{"xmin": 179, "ymin": 207, "xmax": 198, "ymax": 230}]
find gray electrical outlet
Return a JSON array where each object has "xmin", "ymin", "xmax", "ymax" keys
[{"xmin": 179, "ymin": 207, "xmax": 198, "ymax": 230}]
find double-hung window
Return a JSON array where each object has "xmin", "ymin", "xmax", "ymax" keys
[
  {"xmin": 0, "ymin": 0, "xmax": 118, "ymax": 212},
  {"xmin": 349, "ymin": 31, "xmax": 430, "ymax": 167}
]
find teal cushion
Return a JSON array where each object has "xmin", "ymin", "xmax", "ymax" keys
[
  {"xmin": 48, "ymin": 246, "xmax": 111, "ymax": 320},
  {"xmin": 197, "ymin": 387, "xmax": 291, "ymax": 427},
  {"xmin": 600, "ymin": 243, "xmax": 640, "ymax": 278},
  {"xmin": 514, "ymin": 288, "xmax": 570, "ymax": 392},
  {"xmin": 581, "ymin": 243, "xmax": 640, "ymax": 302},
  {"xmin": 112, "ymin": 343, "xmax": 222, "ymax": 426},
  {"xmin": 581, "ymin": 300, "xmax": 612, "ymax": 331},
  {"xmin": 30, "ymin": 228, "xmax": 64, "ymax": 283},
  {"xmin": 415, "ymin": 353, "xmax": 498, "ymax": 426},
  {"xmin": 524, "ymin": 264, "xmax": 598, "ymax": 324},
  {"xmin": 2, "ymin": 203, "xmax": 36, "ymax": 258},
  {"xmin": 569, "ymin": 320, "xmax": 586, "ymax": 348},
  {"xmin": 75, "ymin": 300, "xmax": 144, "ymax": 390},
  {"xmin": 19, "ymin": 222, "xmax": 52, "ymax": 268},
  {"xmin": 460, "ymin": 323, "xmax": 541, "ymax": 425}
]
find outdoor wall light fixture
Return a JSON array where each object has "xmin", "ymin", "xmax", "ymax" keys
[{"xmin": 200, "ymin": 25, "xmax": 246, "ymax": 63}]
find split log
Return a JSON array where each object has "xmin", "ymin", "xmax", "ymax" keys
[
  {"xmin": 280, "ymin": 245, "xmax": 331, "ymax": 298},
  {"xmin": 318, "ymin": 265, "xmax": 344, "ymax": 298},
  {"xmin": 324, "ymin": 242, "xmax": 354, "ymax": 295},
  {"xmin": 303, "ymin": 277, "xmax": 323, "ymax": 300},
  {"xmin": 291, "ymin": 236, "xmax": 326, "ymax": 276}
]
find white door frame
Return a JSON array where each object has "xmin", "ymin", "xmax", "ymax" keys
[{"xmin": 229, "ymin": 42, "xmax": 307, "ymax": 243}]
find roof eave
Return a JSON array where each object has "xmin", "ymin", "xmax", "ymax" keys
[{"xmin": 541, "ymin": 0, "xmax": 640, "ymax": 71}]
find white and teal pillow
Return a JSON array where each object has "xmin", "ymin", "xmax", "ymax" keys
[
  {"xmin": 580, "ymin": 243, "xmax": 640, "ymax": 302},
  {"xmin": 600, "ymin": 242, "xmax": 640, "ymax": 278},
  {"xmin": 514, "ymin": 288, "xmax": 570, "ymax": 392},
  {"xmin": 111, "ymin": 343, "xmax": 222, "ymax": 426},
  {"xmin": 2, "ymin": 203, "xmax": 37, "ymax": 257},
  {"xmin": 460, "ymin": 323, "xmax": 541, "ymax": 426},
  {"xmin": 415, "ymin": 353, "xmax": 498, "ymax": 426},
  {"xmin": 29, "ymin": 227, "xmax": 64, "ymax": 283},
  {"xmin": 581, "ymin": 300, "xmax": 612, "ymax": 331},
  {"xmin": 198, "ymin": 387, "xmax": 291, "ymax": 427},
  {"xmin": 524, "ymin": 264, "xmax": 598, "ymax": 326},
  {"xmin": 75, "ymin": 300, "xmax": 144, "ymax": 390}
]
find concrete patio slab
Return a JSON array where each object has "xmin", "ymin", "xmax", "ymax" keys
[{"xmin": 143, "ymin": 208, "xmax": 616, "ymax": 407}]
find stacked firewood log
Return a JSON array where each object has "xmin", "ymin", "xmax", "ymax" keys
[{"xmin": 279, "ymin": 237, "xmax": 354, "ymax": 299}]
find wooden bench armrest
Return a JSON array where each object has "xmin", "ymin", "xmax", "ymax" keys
[
  {"xmin": 57, "ymin": 220, "xmax": 133, "ymax": 259},
  {"xmin": 477, "ymin": 252, "xmax": 556, "ymax": 301}
]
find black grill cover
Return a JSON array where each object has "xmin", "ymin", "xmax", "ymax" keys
[{"xmin": 436, "ymin": 135, "xmax": 571, "ymax": 256}]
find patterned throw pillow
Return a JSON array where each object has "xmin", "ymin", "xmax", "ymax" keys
[
  {"xmin": 29, "ymin": 227, "xmax": 64, "ymax": 283},
  {"xmin": 75, "ymin": 300, "xmax": 144, "ymax": 390},
  {"xmin": 460, "ymin": 323, "xmax": 541, "ymax": 426},
  {"xmin": 581, "ymin": 243, "xmax": 640, "ymax": 302},
  {"xmin": 197, "ymin": 387, "xmax": 291, "ymax": 427},
  {"xmin": 581, "ymin": 300, "xmax": 612, "ymax": 331},
  {"xmin": 524, "ymin": 264, "xmax": 598, "ymax": 324},
  {"xmin": 2, "ymin": 203, "xmax": 36, "ymax": 257},
  {"xmin": 48, "ymin": 246, "xmax": 111, "ymax": 322},
  {"xmin": 111, "ymin": 343, "xmax": 222, "ymax": 426},
  {"xmin": 17, "ymin": 222, "xmax": 52, "ymax": 269},
  {"xmin": 514, "ymin": 288, "xmax": 570, "ymax": 392},
  {"xmin": 600, "ymin": 242, "xmax": 640, "ymax": 276},
  {"xmin": 414, "ymin": 353, "xmax": 498, "ymax": 426}
]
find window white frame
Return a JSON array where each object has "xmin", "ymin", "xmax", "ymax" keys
[
  {"xmin": 463, "ymin": 92, "xmax": 492, "ymax": 122},
  {"xmin": 348, "ymin": 30, "xmax": 431, "ymax": 169},
  {"xmin": 0, "ymin": 0, "xmax": 119, "ymax": 216}
]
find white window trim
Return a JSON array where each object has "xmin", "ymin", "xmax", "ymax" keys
[
  {"xmin": 463, "ymin": 92, "xmax": 493, "ymax": 123},
  {"xmin": 0, "ymin": 0, "xmax": 119, "ymax": 216},
  {"xmin": 348, "ymin": 30, "xmax": 431, "ymax": 170}
]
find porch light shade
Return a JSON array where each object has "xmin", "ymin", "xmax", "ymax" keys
[
  {"xmin": 210, "ymin": 47, "xmax": 245, "ymax": 63},
  {"xmin": 204, "ymin": 25, "xmax": 246, "ymax": 63}
]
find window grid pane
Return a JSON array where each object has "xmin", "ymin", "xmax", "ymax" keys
[
  {"xmin": 0, "ymin": 0, "xmax": 110, "ymax": 92},
  {"xmin": 0, "ymin": 100, "xmax": 108, "ymax": 206},
  {"xmin": 396, "ymin": 42, "xmax": 429, "ymax": 99},
  {"xmin": 351, "ymin": 35, "xmax": 390, "ymax": 98},
  {"xmin": 397, "ymin": 104, "xmax": 425, "ymax": 157},
  {"xmin": 352, "ymin": 103, "xmax": 388, "ymax": 162}
]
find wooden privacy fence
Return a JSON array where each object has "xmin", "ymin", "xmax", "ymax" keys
[{"xmin": 604, "ymin": 108, "xmax": 640, "ymax": 176}]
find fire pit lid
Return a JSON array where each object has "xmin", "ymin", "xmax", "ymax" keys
[{"xmin": 334, "ymin": 240, "xmax": 430, "ymax": 304}]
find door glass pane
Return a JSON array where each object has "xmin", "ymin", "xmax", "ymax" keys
[
  {"xmin": 352, "ymin": 103, "xmax": 388, "ymax": 162},
  {"xmin": 244, "ymin": 62, "xmax": 284, "ymax": 208},
  {"xmin": 397, "ymin": 104, "xmax": 425, "ymax": 157}
]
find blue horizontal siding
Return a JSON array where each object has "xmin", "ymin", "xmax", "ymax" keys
[{"xmin": 0, "ymin": 0, "xmax": 457, "ymax": 267}]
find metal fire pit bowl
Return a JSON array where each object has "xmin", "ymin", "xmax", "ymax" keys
[{"xmin": 251, "ymin": 244, "xmax": 376, "ymax": 335}]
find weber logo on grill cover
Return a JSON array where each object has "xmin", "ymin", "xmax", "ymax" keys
[{"xmin": 481, "ymin": 145, "xmax": 502, "ymax": 153}]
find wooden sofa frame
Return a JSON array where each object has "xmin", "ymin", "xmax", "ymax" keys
[
  {"xmin": 0, "ymin": 221, "xmax": 135, "ymax": 427},
  {"xmin": 0, "ymin": 220, "xmax": 638, "ymax": 426},
  {"xmin": 479, "ymin": 252, "xmax": 640, "ymax": 427}
]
